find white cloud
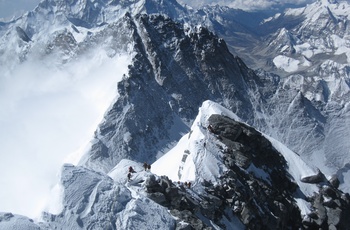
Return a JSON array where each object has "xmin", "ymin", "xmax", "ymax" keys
[{"xmin": 0, "ymin": 50, "xmax": 131, "ymax": 218}]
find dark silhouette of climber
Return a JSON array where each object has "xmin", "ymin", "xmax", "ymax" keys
[
  {"xmin": 129, "ymin": 166, "xmax": 136, "ymax": 173},
  {"xmin": 207, "ymin": 124, "xmax": 215, "ymax": 133}
]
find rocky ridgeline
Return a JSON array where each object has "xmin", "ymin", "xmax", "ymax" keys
[{"xmin": 144, "ymin": 114, "xmax": 350, "ymax": 229}]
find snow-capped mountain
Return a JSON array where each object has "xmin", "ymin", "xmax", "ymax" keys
[
  {"xmin": 2, "ymin": 101, "xmax": 350, "ymax": 229},
  {"xmin": 1, "ymin": 0, "xmax": 350, "ymax": 229}
]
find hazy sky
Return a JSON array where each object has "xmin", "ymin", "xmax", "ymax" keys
[
  {"xmin": 0, "ymin": 0, "xmax": 319, "ymax": 20},
  {"xmin": 0, "ymin": 0, "xmax": 40, "ymax": 20}
]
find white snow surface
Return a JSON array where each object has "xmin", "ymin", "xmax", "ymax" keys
[
  {"xmin": 0, "ymin": 213, "xmax": 41, "ymax": 230},
  {"xmin": 273, "ymin": 55, "xmax": 300, "ymax": 72},
  {"xmin": 115, "ymin": 196, "xmax": 176, "ymax": 230}
]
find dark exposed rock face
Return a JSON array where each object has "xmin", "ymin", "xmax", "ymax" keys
[
  {"xmin": 207, "ymin": 114, "xmax": 301, "ymax": 229},
  {"xmin": 305, "ymin": 186, "xmax": 350, "ymax": 229},
  {"xmin": 16, "ymin": 26, "xmax": 32, "ymax": 42},
  {"xmin": 300, "ymin": 169, "xmax": 326, "ymax": 184},
  {"xmin": 144, "ymin": 175, "xmax": 212, "ymax": 229},
  {"xmin": 144, "ymin": 115, "xmax": 301, "ymax": 229}
]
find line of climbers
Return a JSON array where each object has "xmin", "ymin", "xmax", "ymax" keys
[
  {"xmin": 126, "ymin": 163, "xmax": 192, "ymax": 190},
  {"xmin": 127, "ymin": 162, "xmax": 152, "ymax": 181},
  {"xmin": 177, "ymin": 181, "xmax": 191, "ymax": 189}
]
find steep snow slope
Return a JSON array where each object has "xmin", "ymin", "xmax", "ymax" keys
[
  {"xmin": 152, "ymin": 101, "xmax": 240, "ymax": 183},
  {"xmin": 39, "ymin": 163, "xmax": 177, "ymax": 230}
]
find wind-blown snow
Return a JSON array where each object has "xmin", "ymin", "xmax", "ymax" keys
[{"xmin": 0, "ymin": 51, "xmax": 131, "ymax": 218}]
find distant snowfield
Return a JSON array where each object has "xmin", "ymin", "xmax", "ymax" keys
[{"xmin": 0, "ymin": 51, "xmax": 131, "ymax": 218}]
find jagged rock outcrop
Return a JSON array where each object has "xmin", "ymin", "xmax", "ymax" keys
[
  {"xmin": 205, "ymin": 114, "xmax": 350, "ymax": 229},
  {"xmin": 15, "ymin": 26, "xmax": 31, "ymax": 42}
]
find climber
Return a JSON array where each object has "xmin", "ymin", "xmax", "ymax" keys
[
  {"xmin": 127, "ymin": 172, "xmax": 132, "ymax": 181},
  {"xmin": 143, "ymin": 162, "xmax": 148, "ymax": 171},
  {"xmin": 207, "ymin": 124, "xmax": 214, "ymax": 133},
  {"xmin": 187, "ymin": 182, "xmax": 191, "ymax": 188},
  {"xmin": 147, "ymin": 164, "xmax": 151, "ymax": 171},
  {"xmin": 129, "ymin": 166, "xmax": 136, "ymax": 173}
]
